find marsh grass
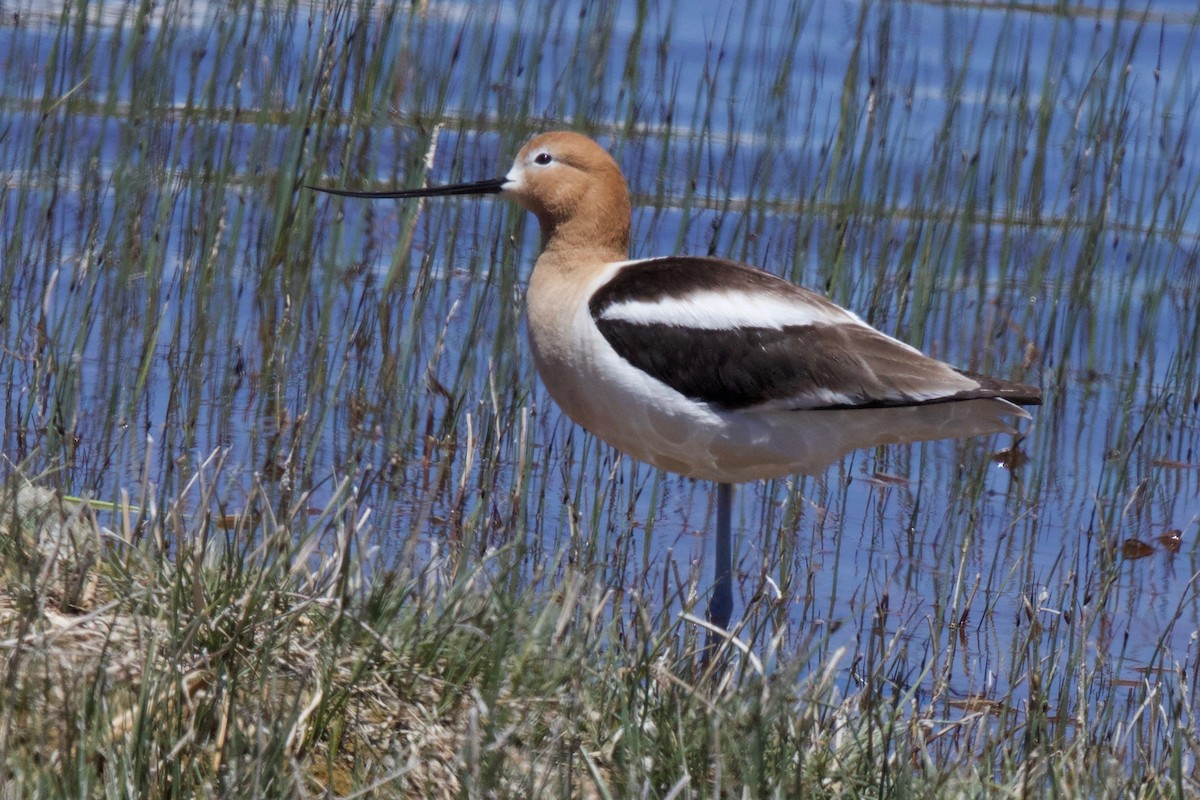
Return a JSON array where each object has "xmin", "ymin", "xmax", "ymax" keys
[
  {"xmin": 2, "ymin": 0, "xmax": 1200, "ymax": 796},
  {"xmin": 2, "ymin": 458, "xmax": 1196, "ymax": 797}
]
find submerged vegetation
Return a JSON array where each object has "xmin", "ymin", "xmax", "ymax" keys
[{"xmin": 1, "ymin": 0, "xmax": 1199, "ymax": 796}]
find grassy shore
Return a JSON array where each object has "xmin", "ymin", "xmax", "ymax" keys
[{"xmin": 1, "ymin": 466, "xmax": 1196, "ymax": 798}]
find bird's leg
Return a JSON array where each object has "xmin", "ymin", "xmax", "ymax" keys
[{"xmin": 706, "ymin": 482, "xmax": 734, "ymax": 645}]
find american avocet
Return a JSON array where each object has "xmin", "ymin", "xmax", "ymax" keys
[{"xmin": 311, "ymin": 131, "xmax": 1041, "ymax": 641}]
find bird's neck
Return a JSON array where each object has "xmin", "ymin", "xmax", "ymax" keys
[{"xmin": 537, "ymin": 215, "xmax": 630, "ymax": 271}]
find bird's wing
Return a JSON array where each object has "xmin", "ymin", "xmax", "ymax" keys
[{"xmin": 589, "ymin": 256, "xmax": 1041, "ymax": 411}]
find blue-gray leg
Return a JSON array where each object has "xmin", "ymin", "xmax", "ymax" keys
[{"xmin": 707, "ymin": 482, "xmax": 734, "ymax": 636}]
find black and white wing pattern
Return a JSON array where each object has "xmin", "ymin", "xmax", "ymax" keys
[{"xmin": 588, "ymin": 257, "xmax": 1041, "ymax": 412}]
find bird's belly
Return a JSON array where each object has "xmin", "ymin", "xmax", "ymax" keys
[
  {"xmin": 536, "ymin": 356, "xmax": 1021, "ymax": 484},
  {"xmin": 534, "ymin": 363, "xmax": 823, "ymax": 482}
]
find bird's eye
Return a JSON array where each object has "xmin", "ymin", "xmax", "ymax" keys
[{"xmin": 533, "ymin": 152, "xmax": 553, "ymax": 165}]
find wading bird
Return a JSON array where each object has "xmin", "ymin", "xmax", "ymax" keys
[{"xmin": 310, "ymin": 131, "xmax": 1041, "ymax": 645}]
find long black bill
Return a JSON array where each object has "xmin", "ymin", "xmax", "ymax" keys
[{"xmin": 306, "ymin": 177, "xmax": 506, "ymax": 199}]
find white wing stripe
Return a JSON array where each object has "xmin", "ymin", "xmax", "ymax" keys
[{"xmin": 598, "ymin": 289, "xmax": 860, "ymax": 331}]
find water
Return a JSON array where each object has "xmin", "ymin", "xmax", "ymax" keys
[{"xmin": 1, "ymin": 0, "xmax": 1198, "ymax": 712}]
